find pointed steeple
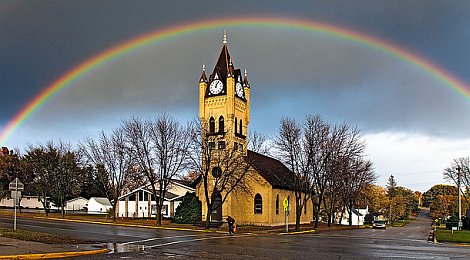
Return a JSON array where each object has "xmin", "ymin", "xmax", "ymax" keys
[
  {"xmin": 200, "ymin": 64, "xmax": 207, "ymax": 83},
  {"xmin": 243, "ymin": 69, "xmax": 250, "ymax": 88},
  {"xmin": 210, "ymin": 30, "xmax": 232, "ymax": 82}
]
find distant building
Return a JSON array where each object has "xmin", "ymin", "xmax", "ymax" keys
[
  {"xmin": 336, "ymin": 206, "xmax": 369, "ymax": 226},
  {"xmin": 86, "ymin": 197, "xmax": 112, "ymax": 214},
  {"xmin": 65, "ymin": 197, "xmax": 88, "ymax": 211},
  {"xmin": 0, "ymin": 194, "xmax": 48, "ymax": 209},
  {"xmin": 117, "ymin": 180, "xmax": 194, "ymax": 218}
]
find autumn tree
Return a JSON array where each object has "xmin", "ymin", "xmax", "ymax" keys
[
  {"xmin": 422, "ymin": 184, "xmax": 457, "ymax": 208},
  {"xmin": 23, "ymin": 141, "xmax": 82, "ymax": 217},
  {"xmin": 188, "ymin": 118, "xmax": 251, "ymax": 229},
  {"xmin": 81, "ymin": 128, "xmax": 135, "ymax": 222},
  {"xmin": 50, "ymin": 142, "xmax": 84, "ymax": 217},
  {"xmin": 123, "ymin": 114, "xmax": 191, "ymax": 226}
]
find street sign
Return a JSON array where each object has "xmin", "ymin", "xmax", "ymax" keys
[
  {"xmin": 283, "ymin": 198, "xmax": 289, "ymax": 211},
  {"xmin": 11, "ymin": 191, "xmax": 21, "ymax": 199},
  {"xmin": 9, "ymin": 178, "xmax": 24, "ymax": 191}
]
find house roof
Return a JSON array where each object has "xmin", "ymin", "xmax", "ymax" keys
[
  {"xmin": 246, "ymin": 150, "xmax": 296, "ymax": 190},
  {"xmin": 66, "ymin": 197, "xmax": 87, "ymax": 203},
  {"xmin": 90, "ymin": 197, "xmax": 111, "ymax": 206}
]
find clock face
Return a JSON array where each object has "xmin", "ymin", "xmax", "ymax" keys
[
  {"xmin": 235, "ymin": 82, "xmax": 244, "ymax": 98},
  {"xmin": 209, "ymin": 80, "xmax": 223, "ymax": 94}
]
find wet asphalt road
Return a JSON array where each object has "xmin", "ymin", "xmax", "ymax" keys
[{"xmin": 1, "ymin": 210, "xmax": 469, "ymax": 259}]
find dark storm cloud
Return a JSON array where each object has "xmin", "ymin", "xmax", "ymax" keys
[{"xmin": 2, "ymin": 0, "xmax": 470, "ymax": 141}]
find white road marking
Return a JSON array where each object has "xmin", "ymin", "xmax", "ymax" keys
[
  {"xmin": 120, "ymin": 234, "xmax": 200, "ymax": 245},
  {"xmin": 147, "ymin": 234, "xmax": 249, "ymax": 248}
]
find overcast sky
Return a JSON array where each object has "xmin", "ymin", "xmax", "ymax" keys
[{"xmin": 2, "ymin": 0, "xmax": 470, "ymax": 191}]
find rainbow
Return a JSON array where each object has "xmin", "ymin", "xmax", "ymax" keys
[{"xmin": 2, "ymin": 17, "xmax": 470, "ymax": 146}]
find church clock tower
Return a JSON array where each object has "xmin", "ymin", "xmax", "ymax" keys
[{"xmin": 199, "ymin": 32, "xmax": 251, "ymax": 152}]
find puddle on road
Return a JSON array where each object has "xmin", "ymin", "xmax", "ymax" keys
[{"xmin": 107, "ymin": 243, "xmax": 148, "ymax": 253}]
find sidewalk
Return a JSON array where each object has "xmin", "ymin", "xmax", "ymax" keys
[{"xmin": 0, "ymin": 237, "xmax": 107, "ymax": 259}]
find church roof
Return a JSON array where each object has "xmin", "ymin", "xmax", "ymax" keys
[
  {"xmin": 246, "ymin": 150, "xmax": 295, "ymax": 190},
  {"xmin": 209, "ymin": 43, "xmax": 233, "ymax": 83}
]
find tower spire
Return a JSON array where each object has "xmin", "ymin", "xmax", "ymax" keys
[
  {"xmin": 223, "ymin": 30, "xmax": 227, "ymax": 44},
  {"xmin": 200, "ymin": 63, "xmax": 207, "ymax": 83}
]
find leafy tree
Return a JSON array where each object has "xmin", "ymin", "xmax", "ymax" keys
[
  {"xmin": 387, "ymin": 175, "xmax": 397, "ymax": 192},
  {"xmin": 422, "ymin": 184, "xmax": 457, "ymax": 208},
  {"xmin": 173, "ymin": 192, "xmax": 202, "ymax": 224},
  {"xmin": 361, "ymin": 184, "xmax": 389, "ymax": 213}
]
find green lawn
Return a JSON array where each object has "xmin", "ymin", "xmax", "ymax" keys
[
  {"xmin": 435, "ymin": 228, "xmax": 470, "ymax": 243},
  {"xmin": 0, "ymin": 226, "xmax": 89, "ymax": 244}
]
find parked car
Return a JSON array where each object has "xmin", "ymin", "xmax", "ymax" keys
[{"xmin": 373, "ymin": 220, "xmax": 387, "ymax": 229}]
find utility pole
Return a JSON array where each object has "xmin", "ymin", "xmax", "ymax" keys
[{"xmin": 457, "ymin": 166, "xmax": 462, "ymax": 230}]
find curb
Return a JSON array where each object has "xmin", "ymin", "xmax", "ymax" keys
[
  {"xmin": 33, "ymin": 216, "xmax": 227, "ymax": 234},
  {"xmin": 280, "ymin": 229, "xmax": 315, "ymax": 235},
  {"xmin": 0, "ymin": 248, "xmax": 109, "ymax": 259}
]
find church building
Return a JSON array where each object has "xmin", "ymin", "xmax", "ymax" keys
[{"xmin": 195, "ymin": 33, "xmax": 313, "ymax": 226}]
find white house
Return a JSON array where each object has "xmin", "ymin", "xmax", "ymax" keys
[
  {"xmin": 0, "ymin": 195, "xmax": 48, "ymax": 209},
  {"xmin": 65, "ymin": 197, "xmax": 88, "ymax": 211},
  {"xmin": 86, "ymin": 197, "xmax": 112, "ymax": 214},
  {"xmin": 336, "ymin": 206, "xmax": 369, "ymax": 226},
  {"xmin": 117, "ymin": 180, "xmax": 194, "ymax": 218}
]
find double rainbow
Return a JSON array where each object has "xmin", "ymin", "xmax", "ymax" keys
[{"xmin": 1, "ymin": 17, "xmax": 469, "ymax": 146}]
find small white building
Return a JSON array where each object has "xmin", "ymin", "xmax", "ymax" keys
[
  {"xmin": 86, "ymin": 197, "xmax": 112, "ymax": 214},
  {"xmin": 336, "ymin": 206, "xmax": 369, "ymax": 226},
  {"xmin": 65, "ymin": 197, "xmax": 88, "ymax": 211},
  {"xmin": 0, "ymin": 195, "xmax": 48, "ymax": 209},
  {"xmin": 117, "ymin": 180, "xmax": 194, "ymax": 218}
]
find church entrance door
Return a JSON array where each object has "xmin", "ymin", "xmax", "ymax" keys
[{"xmin": 211, "ymin": 192, "xmax": 222, "ymax": 222}]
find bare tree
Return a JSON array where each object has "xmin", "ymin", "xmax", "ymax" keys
[
  {"xmin": 123, "ymin": 114, "xmax": 190, "ymax": 226},
  {"xmin": 188, "ymin": 118, "xmax": 251, "ymax": 229},
  {"xmin": 80, "ymin": 128, "xmax": 134, "ymax": 222},
  {"xmin": 275, "ymin": 117, "xmax": 312, "ymax": 230},
  {"xmin": 304, "ymin": 115, "xmax": 331, "ymax": 228},
  {"xmin": 248, "ymin": 130, "xmax": 272, "ymax": 155},
  {"xmin": 443, "ymin": 157, "xmax": 470, "ymax": 202}
]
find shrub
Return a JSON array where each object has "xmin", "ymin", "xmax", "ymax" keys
[{"xmin": 173, "ymin": 192, "xmax": 202, "ymax": 224}]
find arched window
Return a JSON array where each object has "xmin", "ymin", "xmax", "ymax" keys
[
  {"xmin": 239, "ymin": 119, "xmax": 242, "ymax": 135},
  {"xmin": 209, "ymin": 117, "xmax": 215, "ymax": 133},
  {"xmin": 219, "ymin": 116, "xmax": 224, "ymax": 133},
  {"xmin": 234, "ymin": 117, "xmax": 238, "ymax": 134},
  {"xmin": 254, "ymin": 193, "xmax": 262, "ymax": 214},
  {"xmin": 276, "ymin": 194, "xmax": 279, "ymax": 215}
]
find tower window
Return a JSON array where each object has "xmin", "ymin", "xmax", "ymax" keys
[
  {"xmin": 235, "ymin": 117, "xmax": 238, "ymax": 134},
  {"xmin": 239, "ymin": 119, "xmax": 242, "ymax": 135},
  {"xmin": 234, "ymin": 142, "xmax": 238, "ymax": 150},
  {"xmin": 209, "ymin": 117, "xmax": 215, "ymax": 133},
  {"xmin": 219, "ymin": 116, "xmax": 224, "ymax": 133},
  {"xmin": 254, "ymin": 193, "xmax": 262, "ymax": 214},
  {"xmin": 209, "ymin": 142, "xmax": 215, "ymax": 150},
  {"xmin": 239, "ymin": 144, "xmax": 243, "ymax": 152},
  {"xmin": 218, "ymin": 141, "xmax": 226, "ymax": 149},
  {"xmin": 276, "ymin": 194, "xmax": 279, "ymax": 215}
]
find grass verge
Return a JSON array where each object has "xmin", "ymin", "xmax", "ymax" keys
[
  {"xmin": 435, "ymin": 228, "xmax": 470, "ymax": 243},
  {"xmin": 0, "ymin": 226, "xmax": 90, "ymax": 244}
]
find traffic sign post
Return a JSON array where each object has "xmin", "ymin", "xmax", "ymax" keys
[
  {"xmin": 283, "ymin": 198, "xmax": 289, "ymax": 233},
  {"xmin": 9, "ymin": 178, "xmax": 24, "ymax": 231}
]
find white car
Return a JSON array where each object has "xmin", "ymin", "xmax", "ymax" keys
[{"xmin": 373, "ymin": 220, "xmax": 387, "ymax": 229}]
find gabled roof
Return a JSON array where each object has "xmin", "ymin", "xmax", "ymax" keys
[
  {"xmin": 66, "ymin": 197, "xmax": 87, "ymax": 203},
  {"xmin": 89, "ymin": 197, "xmax": 111, "ymax": 206},
  {"xmin": 246, "ymin": 150, "xmax": 296, "ymax": 190}
]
